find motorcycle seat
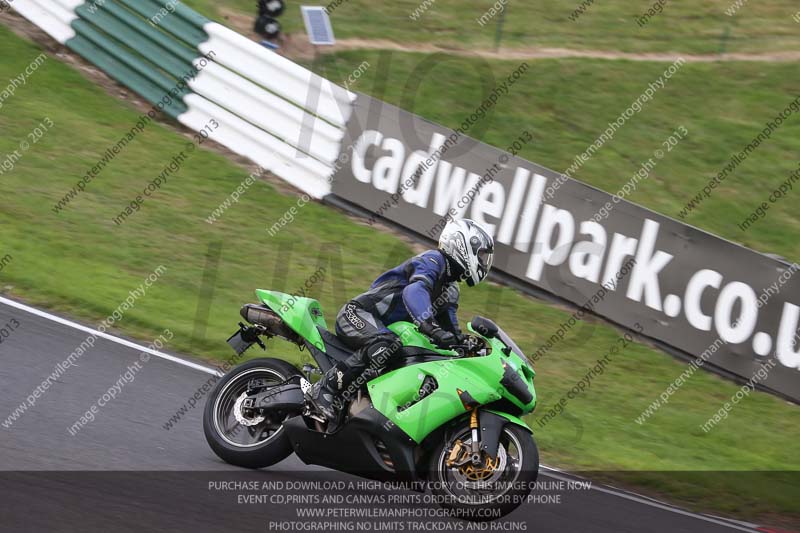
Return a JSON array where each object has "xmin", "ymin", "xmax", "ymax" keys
[
  {"xmin": 315, "ymin": 328, "xmax": 453, "ymax": 373},
  {"xmin": 317, "ymin": 327, "xmax": 356, "ymax": 363}
]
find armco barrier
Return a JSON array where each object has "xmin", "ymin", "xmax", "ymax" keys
[
  {"xmin": 10, "ymin": 0, "xmax": 354, "ymax": 197},
  {"xmin": 9, "ymin": 1, "xmax": 800, "ymax": 401}
]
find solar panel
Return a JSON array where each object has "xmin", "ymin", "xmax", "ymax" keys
[{"xmin": 301, "ymin": 6, "xmax": 336, "ymax": 45}]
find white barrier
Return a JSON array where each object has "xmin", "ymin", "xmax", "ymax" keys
[
  {"xmin": 11, "ymin": 0, "xmax": 76, "ymax": 43},
  {"xmin": 180, "ymin": 94, "xmax": 334, "ymax": 197},
  {"xmin": 10, "ymin": 2, "xmax": 353, "ymax": 198},
  {"xmin": 189, "ymin": 60, "xmax": 344, "ymax": 166},
  {"xmin": 200, "ymin": 23, "xmax": 355, "ymax": 128}
]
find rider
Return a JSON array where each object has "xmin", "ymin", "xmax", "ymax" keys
[{"xmin": 306, "ymin": 218, "xmax": 494, "ymax": 424}]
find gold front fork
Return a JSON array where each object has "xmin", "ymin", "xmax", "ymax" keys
[{"xmin": 469, "ymin": 408, "xmax": 481, "ymax": 464}]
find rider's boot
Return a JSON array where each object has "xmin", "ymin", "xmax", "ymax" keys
[
  {"xmin": 305, "ymin": 335, "xmax": 400, "ymax": 431},
  {"xmin": 305, "ymin": 371, "xmax": 339, "ymax": 423},
  {"xmin": 305, "ymin": 349, "xmax": 368, "ymax": 430}
]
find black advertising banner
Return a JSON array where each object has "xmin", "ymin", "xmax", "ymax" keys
[{"xmin": 330, "ymin": 94, "xmax": 800, "ymax": 402}]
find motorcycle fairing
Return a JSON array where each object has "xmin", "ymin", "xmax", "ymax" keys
[
  {"xmin": 256, "ymin": 289, "xmax": 327, "ymax": 352},
  {"xmin": 282, "ymin": 407, "xmax": 420, "ymax": 483},
  {"xmin": 367, "ymin": 324, "xmax": 536, "ymax": 444}
]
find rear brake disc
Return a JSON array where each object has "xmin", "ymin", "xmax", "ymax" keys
[{"xmin": 233, "ymin": 392, "xmax": 265, "ymax": 427}]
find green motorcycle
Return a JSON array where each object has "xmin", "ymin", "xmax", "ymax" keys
[{"xmin": 203, "ymin": 289, "xmax": 539, "ymax": 520}]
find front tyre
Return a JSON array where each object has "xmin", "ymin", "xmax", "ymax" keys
[
  {"xmin": 203, "ymin": 358, "xmax": 301, "ymax": 469},
  {"xmin": 429, "ymin": 423, "xmax": 539, "ymax": 521}
]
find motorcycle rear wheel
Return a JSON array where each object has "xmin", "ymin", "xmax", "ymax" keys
[{"xmin": 203, "ymin": 358, "xmax": 302, "ymax": 469}]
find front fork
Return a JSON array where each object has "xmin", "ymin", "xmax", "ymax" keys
[
  {"xmin": 469, "ymin": 408, "xmax": 482, "ymax": 465},
  {"xmin": 447, "ymin": 407, "xmax": 486, "ymax": 468}
]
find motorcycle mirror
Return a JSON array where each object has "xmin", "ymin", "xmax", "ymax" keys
[{"xmin": 471, "ymin": 316, "xmax": 498, "ymax": 338}]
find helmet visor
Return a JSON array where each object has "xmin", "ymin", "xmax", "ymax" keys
[{"xmin": 477, "ymin": 248, "xmax": 493, "ymax": 271}]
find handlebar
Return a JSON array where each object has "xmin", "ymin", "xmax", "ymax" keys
[{"xmin": 447, "ymin": 335, "xmax": 488, "ymax": 357}]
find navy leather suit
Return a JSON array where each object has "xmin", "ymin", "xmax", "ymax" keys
[{"xmin": 334, "ymin": 249, "xmax": 462, "ymax": 350}]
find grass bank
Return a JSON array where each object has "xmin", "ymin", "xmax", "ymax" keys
[
  {"xmin": 0, "ymin": 23, "xmax": 797, "ymax": 525},
  {"xmin": 185, "ymin": 0, "xmax": 800, "ymax": 55}
]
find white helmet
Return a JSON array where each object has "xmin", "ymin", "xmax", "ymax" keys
[{"xmin": 438, "ymin": 219, "xmax": 494, "ymax": 287}]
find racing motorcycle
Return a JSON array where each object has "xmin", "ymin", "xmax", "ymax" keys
[{"xmin": 203, "ymin": 289, "xmax": 539, "ymax": 520}]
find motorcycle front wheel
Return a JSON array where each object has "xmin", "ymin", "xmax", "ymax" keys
[
  {"xmin": 203, "ymin": 358, "xmax": 302, "ymax": 469},
  {"xmin": 429, "ymin": 423, "xmax": 539, "ymax": 521}
]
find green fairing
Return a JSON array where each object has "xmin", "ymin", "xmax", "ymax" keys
[
  {"xmin": 386, "ymin": 322, "xmax": 459, "ymax": 355},
  {"xmin": 368, "ymin": 321, "xmax": 536, "ymax": 443},
  {"xmin": 246, "ymin": 296, "xmax": 536, "ymax": 443},
  {"xmin": 484, "ymin": 409, "xmax": 532, "ymax": 433},
  {"xmin": 255, "ymin": 289, "xmax": 327, "ymax": 352}
]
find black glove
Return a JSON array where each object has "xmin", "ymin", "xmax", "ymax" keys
[
  {"xmin": 429, "ymin": 328, "xmax": 457, "ymax": 349},
  {"xmin": 418, "ymin": 321, "xmax": 458, "ymax": 349},
  {"xmin": 451, "ymin": 330, "xmax": 467, "ymax": 345}
]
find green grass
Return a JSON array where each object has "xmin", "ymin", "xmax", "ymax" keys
[
  {"xmin": 0, "ymin": 24, "xmax": 798, "ymax": 524},
  {"xmin": 183, "ymin": 0, "xmax": 800, "ymax": 55},
  {"xmin": 314, "ymin": 50, "xmax": 800, "ymax": 262}
]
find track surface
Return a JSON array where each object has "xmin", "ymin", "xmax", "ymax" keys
[{"xmin": 0, "ymin": 300, "xmax": 759, "ymax": 532}]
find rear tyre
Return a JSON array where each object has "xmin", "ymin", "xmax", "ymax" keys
[
  {"xmin": 429, "ymin": 423, "xmax": 539, "ymax": 521},
  {"xmin": 203, "ymin": 358, "xmax": 302, "ymax": 469}
]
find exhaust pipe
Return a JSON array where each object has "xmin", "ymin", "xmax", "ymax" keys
[{"xmin": 240, "ymin": 304, "xmax": 300, "ymax": 343}]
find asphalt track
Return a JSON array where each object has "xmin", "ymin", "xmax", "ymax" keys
[{"xmin": 0, "ymin": 298, "xmax": 764, "ymax": 533}]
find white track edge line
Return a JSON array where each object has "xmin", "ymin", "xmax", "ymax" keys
[
  {"xmin": 0, "ymin": 296, "xmax": 220, "ymax": 376},
  {"xmin": 540, "ymin": 467, "xmax": 760, "ymax": 532}
]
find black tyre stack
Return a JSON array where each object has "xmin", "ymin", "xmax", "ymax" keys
[{"xmin": 254, "ymin": 0, "xmax": 286, "ymax": 40}]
